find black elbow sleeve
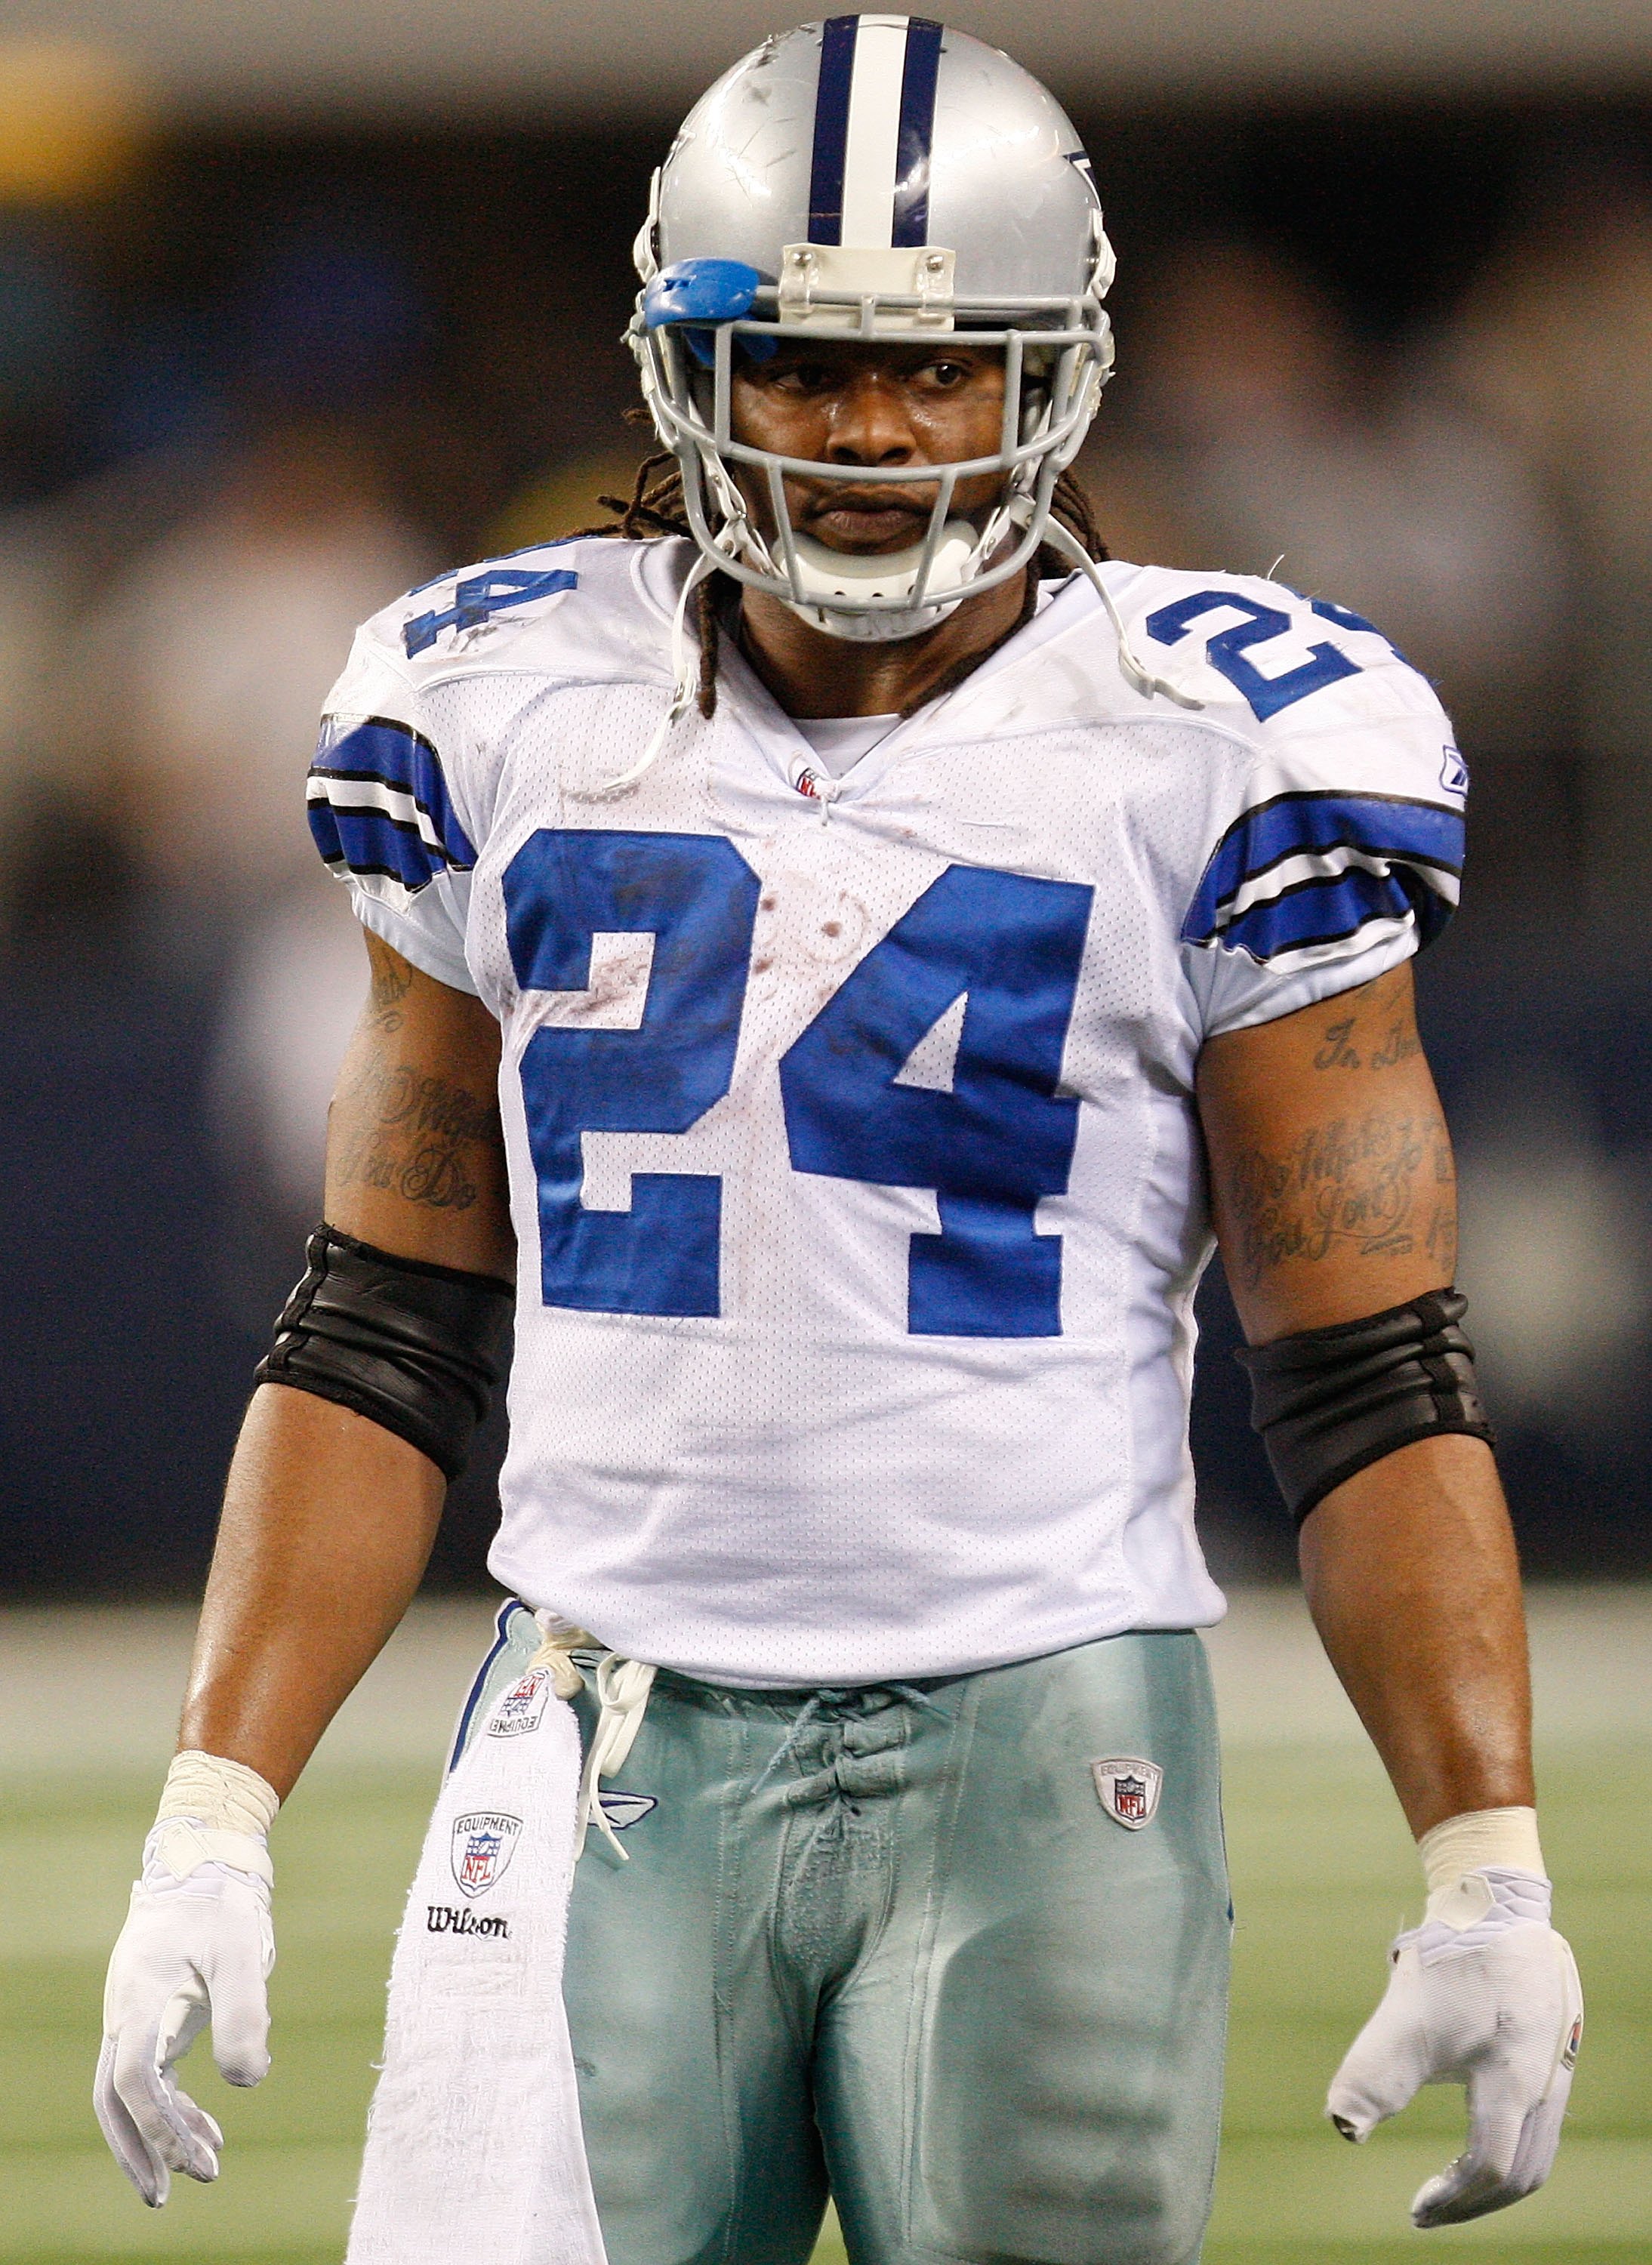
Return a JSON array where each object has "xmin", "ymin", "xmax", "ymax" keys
[
  {"xmin": 254, "ymin": 1225, "xmax": 513, "ymax": 1481},
  {"xmin": 1235, "ymin": 1287, "xmax": 1495, "ymax": 1527}
]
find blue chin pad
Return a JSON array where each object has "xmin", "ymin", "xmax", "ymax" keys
[{"xmin": 643, "ymin": 258, "xmax": 776, "ymax": 368}]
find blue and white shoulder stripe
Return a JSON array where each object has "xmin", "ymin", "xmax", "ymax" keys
[
  {"xmin": 1182, "ymin": 788, "xmax": 1463, "ymax": 972},
  {"xmin": 307, "ymin": 714, "xmax": 476, "ymax": 908}
]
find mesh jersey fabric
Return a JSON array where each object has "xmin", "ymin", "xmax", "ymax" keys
[
  {"xmin": 310, "ymin": 535, "xmax": 1465, "ymax": 1686},
  {"xmin": 791, "ymin": 713, "xmax": 903, "ymax": 776}
]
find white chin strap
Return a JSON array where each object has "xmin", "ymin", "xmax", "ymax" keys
[{"xmin": 778, "ymin": 520, "xmax": 984, "ymax": 643}]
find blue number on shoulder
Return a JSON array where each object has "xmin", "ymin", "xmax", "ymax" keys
[
  {"xmin": 779, "ymin": 864, "xmax": 1092, "ymax": 1337},
  {"xmin": 504, "ymin": 829, "xmax": 759, "ymax": 1317},
  {"xmin": 1308, "ymin": 596, "xmax": 1413, "ymax": 668},
  {"xmin": 405, "ymin": 569, "xmax": 578, "ymax": 659},
  {"xmin": 1145, "ymin": 588, "xmax": 1361, "ymax": 721}
]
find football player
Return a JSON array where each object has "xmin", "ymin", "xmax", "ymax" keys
[{"xmin": 97, "ymin": 20, "xmax": 1581, "ymax": 2264}]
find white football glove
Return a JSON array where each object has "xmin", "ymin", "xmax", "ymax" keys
[
  {"xmin": 95, "ymin": 1811, "xmax": 276, "ymax": 2205},
  {"xmin": 1328, "ymin": 1866, "xmax": 1583, "ymax": 2227}
]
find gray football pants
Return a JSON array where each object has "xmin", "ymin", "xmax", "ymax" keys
[{"xmin": 456, "ymin": 1613, "xmax": 1231, "ymax": 2265}]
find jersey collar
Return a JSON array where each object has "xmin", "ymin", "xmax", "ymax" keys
[{"xmin": 637, "ymin": 539, "xmax": 1114, "ymax": 807}]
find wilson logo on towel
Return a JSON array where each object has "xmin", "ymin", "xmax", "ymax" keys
[{"xmin": 427, "ymin": 1904, "xmax": 510, "ymax": 1940}]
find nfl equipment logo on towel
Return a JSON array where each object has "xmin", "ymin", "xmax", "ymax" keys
[
  {"xmin": 452, "ymin": 1811, "xmax": 522, "ymax": 1896},
  {"xmin": 1090, "ymin": 1758, "xmax": 1163, "ymax": 1829},
  {"xmin": 487, "ymin": 1669, "xmax": 555, "ymax": 1739}
]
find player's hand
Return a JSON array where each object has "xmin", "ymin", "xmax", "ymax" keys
[
  {"xmin": 1327, "ymin": 1868, "xmax": 1582, "ymax": 2227},
  {"xmin": 94, "ymin": 1820, "xmax": 276, "ymax": 2206}
]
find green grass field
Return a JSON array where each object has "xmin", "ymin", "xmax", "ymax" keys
[{"xmin": 2, "ymin": 1594, "xmax": 1646, "ymax": 2265}]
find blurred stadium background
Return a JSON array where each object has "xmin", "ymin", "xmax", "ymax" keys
[{"xmin": 0, "ymin": 2, "xmax": 1647, "ymax": 2260}]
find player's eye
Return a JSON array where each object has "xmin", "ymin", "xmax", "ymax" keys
[
  {"xmin": 920, "ymin": 359, "xmax": 972, "ymax": 390},
  {"xmin": 770, "ymin": 359, "xmax": 841, "ymax": 393}
]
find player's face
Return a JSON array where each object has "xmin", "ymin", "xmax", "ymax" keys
[{"xmin": 729, "ymin": 341, "xmax": 1007, "ymax": 555}]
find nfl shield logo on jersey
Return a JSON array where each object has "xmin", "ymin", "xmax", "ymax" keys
[
  {"xmin": 451, "ymin": 1811, "xmax": 523, "ymax": 1897},
  {"xmin": 1090, "ymin": 1758, "xmax": 1164, "ymax": 1830}
]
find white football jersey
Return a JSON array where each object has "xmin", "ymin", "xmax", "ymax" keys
[{"xmin": 310, "ymin": 536, "xmax": 1465, "ymax": 1686}]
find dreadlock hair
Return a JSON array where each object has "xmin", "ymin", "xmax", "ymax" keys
[{"xmin": 569, "ymin": 453, "xmax": 1110, "ymax": 721}]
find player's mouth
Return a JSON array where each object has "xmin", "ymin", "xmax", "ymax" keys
[{"xmin": 794, "ymin": 487, "xmax": 938, "ymax": 553}]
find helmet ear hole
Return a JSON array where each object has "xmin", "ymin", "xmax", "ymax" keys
[{"xmin": 1019, "ymin": 347, "xmax": 1057, "ymax": 446}]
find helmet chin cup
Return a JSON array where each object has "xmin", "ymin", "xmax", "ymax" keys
[{"xmin": 778, "ymin": 525, "xmax": 982, "ymax": 643}]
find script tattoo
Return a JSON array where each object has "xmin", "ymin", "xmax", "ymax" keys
[
  {"xmin": 1312, "ymin": 1015, "xmax": 1362, "ymax": 1071},
  {"xmin": 334, "ymin": 1057, "xmax": 503, "ymax": 1213},
  {"xmin": 1309, "ymin": 969, "xmax": 1422, "ymax": 1074},
  {"xmin": 366, "ymin": 952, "xmax": 414, "ymax": 1033},
  {"xmin": 1226, "ymin": 1111, "xmax": 1456, "ymax": 1292},
  {"xmin": 1424, "ymin": 1126, "xmax": 1458, "ymax": 1274},
  {"xmin": 1370, "ymin": 1018, "xmax": 1422, "ymax": 1071}
]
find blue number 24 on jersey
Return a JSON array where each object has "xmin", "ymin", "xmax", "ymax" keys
[{"xmin": 501, "ymin": 830, "xmax": 1093, "ymax": 1339}]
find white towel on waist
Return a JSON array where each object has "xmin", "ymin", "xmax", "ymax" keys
[{"xmin": 345, "ymin": 1657, "xmax": 606, "ymax": 2265}]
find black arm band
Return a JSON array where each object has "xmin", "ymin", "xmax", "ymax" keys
[
  {"xmin": 254, "ymin": 1225, "xmax": 513, "ymax": 1481},
  {"xmin": 1235, "ymin": 1287, "xmax": 1494, "ymax": 1527}
]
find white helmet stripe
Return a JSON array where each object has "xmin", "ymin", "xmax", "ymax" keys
[{"xmin": 838, "ymin": 17, "xmax": 910, "ymax": 249}]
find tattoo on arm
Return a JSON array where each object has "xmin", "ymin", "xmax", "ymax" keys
[
  {"xmin": 1370, "ymin": 1019, "xmax": 1422, "ymax": 1071},
  {"xmin": 334, "ymin": 1056, "xmax": 504, "ymax": 1213},
  {"xmin": 365, "ymin": 945, "xmax": 415, "ymax": 1033},
  {"xmin": 1225, "ymin": 1111, "xmax": 1457, "ymax": 1292},
  {"xmin": 1312, "ymin": 1015, "xmax": 1362, "ymax": 1071},
  {"xmin": 1308, "ymin": 969, "xmax": 1422, "ymax": 1075}
]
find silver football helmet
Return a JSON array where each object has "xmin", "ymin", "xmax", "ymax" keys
[{"xmin": 629, "ymin": 16, "xmax": 1116, "ymax": 643}]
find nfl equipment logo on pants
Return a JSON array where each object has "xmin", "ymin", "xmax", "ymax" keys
[{"xmin": 1092, "ymin": 1758, "xmax": 1164, "ymax": 1829}]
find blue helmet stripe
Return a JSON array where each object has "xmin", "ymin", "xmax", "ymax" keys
[
  {"xmin": 809, "ymin": 15, "xmax": 860, "ymax": 245},
  {"xmin": 892, "ymin": 19, "xmax": 944, "ymax": 248}
]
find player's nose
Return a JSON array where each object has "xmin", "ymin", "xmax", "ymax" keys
[{"xmin": 824, "ymin": 372, "xmax": 918, "ymax": 467}]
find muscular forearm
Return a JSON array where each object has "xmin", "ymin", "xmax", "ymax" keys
[
  {"xmin": 1298, "ymin": 1432, "xmax": 1533, "ymax": 1838},
  {"xmin": 178, "ymin": 1384, "xmax": 445, "ymax": 1799},
  {"xmin": 1200, "ymin": 968, "xmax": 1534, "ymax": 1840},
  {"xmin": 177, "ymin": 937, "xmax": 510, "ymax": 1798}
]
